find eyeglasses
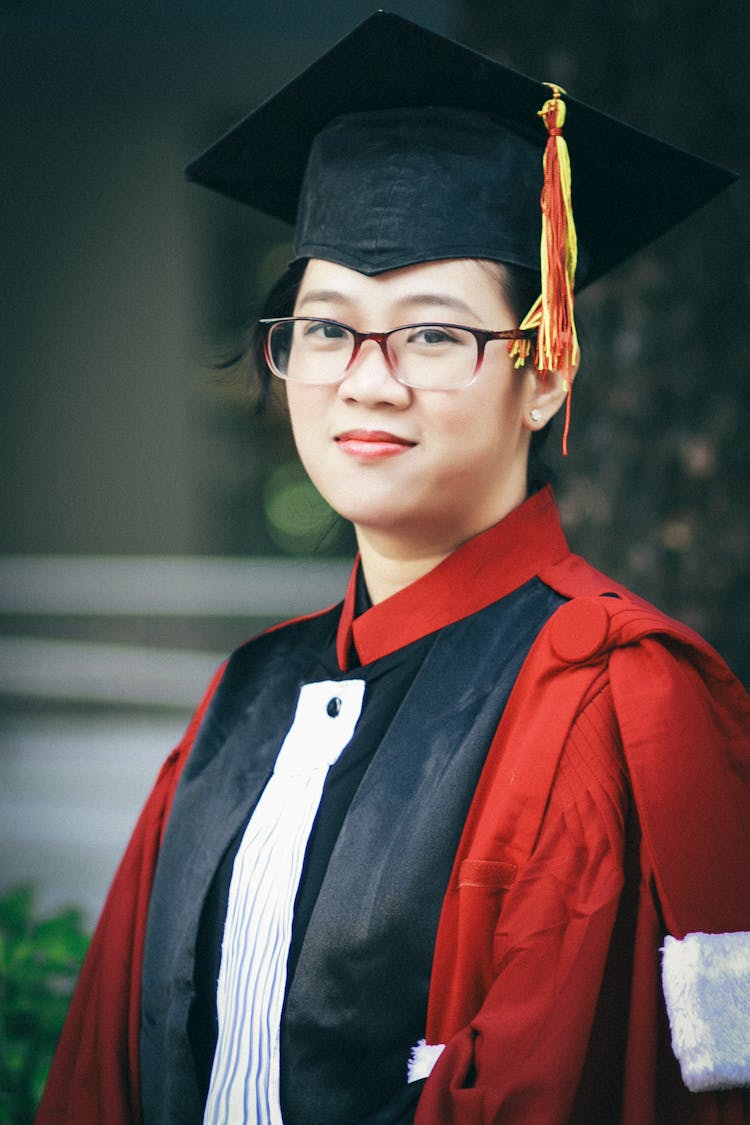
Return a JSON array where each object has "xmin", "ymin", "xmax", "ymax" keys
[{"xmin": 260, "ymin": 317, "xmax": 533, "ymax": 391}]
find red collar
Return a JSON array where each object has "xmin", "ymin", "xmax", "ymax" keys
[{"xmin": 336, "ymin": 485, "xmax": 571, "ymax": 670}]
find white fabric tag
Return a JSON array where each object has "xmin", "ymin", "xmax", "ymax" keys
[{"xmin": 407, "ymin": 1039, "xmax": 446, "ymax": 1084}]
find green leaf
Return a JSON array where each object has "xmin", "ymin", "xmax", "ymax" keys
[{"xmin": 0, "ymin": 885, "xmax": 90, "ymax": 1123}]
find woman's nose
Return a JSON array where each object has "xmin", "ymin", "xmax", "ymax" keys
[{"xmin": 337, "ymin": 339, "xmax": 411, "ymax": 405}]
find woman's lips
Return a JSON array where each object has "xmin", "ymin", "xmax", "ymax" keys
[{"xmin": 335, "ymin": 429, "xmax": 416, "ymax": 460}]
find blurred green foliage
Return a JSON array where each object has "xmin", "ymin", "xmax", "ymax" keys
[
  {"xmin": 0, "ymin": 886, "xmax": 89, "ymax": 1125},
  {"xmin": 263, "ymin": 462, "xmax": 353, "ymax": 555}
]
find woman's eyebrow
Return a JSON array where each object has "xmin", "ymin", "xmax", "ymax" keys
[
  {"xmin": 296, "ymin": 288, "xmax": 480, "ymax": 320},
  {"xmin": 295, "ymin": 288, "xmax": 351, "ymax": 307},
  {"xmin": 391, "ymin": 292, "xmax": 479, "ymax": 319}
]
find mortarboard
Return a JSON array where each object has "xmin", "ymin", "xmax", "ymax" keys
[
  {"xmin": 185, "ymin": 11, "xmax": 734, "ymax": 287},
  {"xmin": 185, "ymin": 12, "xmax": 736, "ymax": 447}
]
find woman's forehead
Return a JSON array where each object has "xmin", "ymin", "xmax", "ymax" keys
[{"xmin": 296, "ymin": 258, "xmax": 513, "ymax": 322}]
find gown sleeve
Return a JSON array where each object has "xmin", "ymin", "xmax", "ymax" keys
[
  {"xmin": 35, "ymin": 664, "xmax": 226, "ymax": 1125},
  {"xmin": 415, "ymin": 683, "xmax": 631, "ymax": 1125}
]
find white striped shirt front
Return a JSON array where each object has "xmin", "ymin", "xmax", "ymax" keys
[{"xmin": 203, "ymin": 678, "xmax": 366, "ymax": 1125}]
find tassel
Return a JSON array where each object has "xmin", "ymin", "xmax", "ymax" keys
[{"xmin": 509, "ymin": 84, "xmax": 580, "ymax": 455}]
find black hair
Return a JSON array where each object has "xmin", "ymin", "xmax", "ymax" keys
[
  {"xmin": 248, "ymin": 258, "xmax": 308, "ymax": 411},
  {"xmin": 249, "ymin": 256, "xmax": 558, "ymax": 482}
]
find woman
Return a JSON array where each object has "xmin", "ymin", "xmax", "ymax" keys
[{"xmin": 38, "ymin": 13, "xmax": 750, "ymax": 1125}]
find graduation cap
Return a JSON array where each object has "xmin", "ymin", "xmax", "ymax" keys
[{"xmin": 185, "ymin": 12, "xmax": 735, "ymax": 447}]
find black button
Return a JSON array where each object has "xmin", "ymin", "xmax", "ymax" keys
[{"xmin": 326, "ymin": 696, "xmax": 342, "ymax": 717}]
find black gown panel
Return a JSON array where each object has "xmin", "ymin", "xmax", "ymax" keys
[{"xmin": 140, "ymin": 579, "xmax": 565, "ymax": 1125}]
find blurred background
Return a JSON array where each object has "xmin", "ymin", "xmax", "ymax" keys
[{"xmin": 1, "ymin": 0, "xmax": 748, "ymax": 943}]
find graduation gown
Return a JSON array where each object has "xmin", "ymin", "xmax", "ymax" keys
[{"xmin": 36, "ymin": 486, "xmax": 750, "ymax": 1125}]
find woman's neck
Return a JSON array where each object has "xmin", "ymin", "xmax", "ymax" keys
[
  {"xmin": 357, "ymin": 517, "xmax": 501, "ymax": 607},
  {"xmin": 353, "ymin": 535, "xmax": 452, "ymax": 607},
  {"xmin": 353, "ymin": 486, "xmax": 531, "ymax": 605}
]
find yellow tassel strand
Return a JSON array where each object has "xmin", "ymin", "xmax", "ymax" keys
[{"xmin": 509, "ymin": 83, "xmax": 580, "ymax": 455}]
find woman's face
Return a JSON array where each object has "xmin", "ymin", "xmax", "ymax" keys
[{"xmin": 285, "ymin": 257, "xmax": 560, "ymax": 557}]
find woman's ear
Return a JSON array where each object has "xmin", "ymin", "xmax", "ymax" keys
[{"xmin": 522, "ymin": 364, "xmax": 577, "ymax": 433}]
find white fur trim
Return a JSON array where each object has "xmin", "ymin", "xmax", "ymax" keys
[
  {"xmin": 407, "ymin": 1039, "xmax": 446, "ymax": 1084},
  {"xmin": 661, "ymin": 931, "xmax": 750, "ymax": 1092}
]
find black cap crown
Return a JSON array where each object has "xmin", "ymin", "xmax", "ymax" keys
[{"xmin": 185, "ymin": 11, "xmax": 735, "ymax": 287}]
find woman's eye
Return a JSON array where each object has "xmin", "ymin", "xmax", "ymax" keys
[
  {"xmin": 303, "ymin": 320, "xmax": 347, "ymax": 340},
  {"xmin": 409, "ymin": 326, "xmax": 460, "ymax": 346}
]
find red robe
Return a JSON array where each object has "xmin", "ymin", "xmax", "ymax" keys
[{"xmin": 37, "ymin": 488, "xmax": 750, "ymax": 1124}]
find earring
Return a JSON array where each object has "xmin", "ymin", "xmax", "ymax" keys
[{"xmin": 529, "ymin": 409, "xmax": 543, "ymax": 424}]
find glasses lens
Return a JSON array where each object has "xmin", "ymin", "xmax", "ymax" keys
[
  {"xmin": 388, "ymin": 325, "xmax": 479, "ymax": 389},
  {"xmin": 267, "ymin": 319, "xmax": 354, "ymax": 383}
]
